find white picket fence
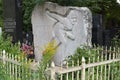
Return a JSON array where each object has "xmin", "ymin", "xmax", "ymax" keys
[
  {"xmin": 0, "ymin": 46, "xmax": 120, "ymax": 80},
  {"xmin": 0, "ymin": 50, "xmax": 40, "ymax": 80},
  {"xmin": 46, "ymin": 47, "xmax": 120, "ymax": 80}
]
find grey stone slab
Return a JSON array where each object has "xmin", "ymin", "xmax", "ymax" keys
[{"xmin": 31, "ymin": 2, "xmax": 92, "ymax": 65}]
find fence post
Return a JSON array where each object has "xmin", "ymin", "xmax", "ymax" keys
[
  {"xmin": 3, "ymin": 50, "xmax": 6, "ymax": 64},
  {"xmin": 81, "ymin": 57, "xmax": 86, "ymax": 80},
  {"xmin": 50, "ymin": 61, "xmax": 56, "ymax": 80}
]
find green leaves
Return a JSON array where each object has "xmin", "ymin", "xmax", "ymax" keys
[
  {"xmin": 23, "ymin": 0, "xmax": 36, "ymax": 31},
  {"xmin": 0, "ymin": 0, "xmax": 3, "ymax": 28},
  {"xmin": 111, "ymin": 36, "xmax": 120, "ymax": 47},
  {"xmin": 35, "ymin": 0, "xmax": 46, "ymax": 5},
  {"xmin": 0, "ymin": 34, "xmax": 23, "ymax": 58},
  {"xmin": 22, "ymin": 0, "xmax": 120, "ymax": 31},
  {"xmin": 0, "ymin": 62, "xmax": 14, "ymax": 80}
]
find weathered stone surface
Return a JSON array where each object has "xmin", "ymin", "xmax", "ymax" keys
[
  {"xmin": 31, "ymin": 2, "xmax": 92, "ymax": 65},
  {"xmin": 3, "ymin": 0, "xmax": 23, "ymax": 43}
]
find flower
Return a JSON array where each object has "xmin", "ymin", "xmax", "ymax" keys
[
  {"xmin": 42, "ymin": 40, "xmax": 57, "ymax": 60},
  {"xmin": 21, "ymin": 43, "xmax": 33, "ymax": 55}
]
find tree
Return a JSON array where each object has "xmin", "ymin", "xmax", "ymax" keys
[
  {"xmin": 0, "ymin": 0, "xmax": 3, "ymax": 28},
  {"xmin": 22, "ymin": 0, "xmax": 36, "ymax": 32},
  {"xmin": 23, "ymin": 0, "xmax": 120, "ymax": 31}
]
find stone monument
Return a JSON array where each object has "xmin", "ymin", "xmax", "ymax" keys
[
  {"xmin": 3, "ymin": 0, "xmax": 23, "ymax": 43},
  {"xmin": 32, "ymin": 2, "xmax": 92, "ymax": 65}
]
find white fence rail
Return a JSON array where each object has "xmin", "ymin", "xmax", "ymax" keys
[
  {"xmin": 47, "ymin": 58, "xmax": 120, "ymax": 80},
  {"xmin": 0, "ymin": 50, "xmax": 40, "ymax": 80},
  {"xmin": 0, "ymin": 46, "xmax": 120, "ymax": 80},
  {"xmin": 0, "ymin": 51, "xmax": 21, "ymax": 66},
  {"xmin": 47, "ymin": 47, "xmax": 120, "ymax": 80}
]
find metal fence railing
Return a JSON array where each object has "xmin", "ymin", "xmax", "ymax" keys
[
  {"xmin": 47, "ymin": 47, "xmax": 120, "ymax": 80},
  {"xmin": 0, "ymin": 46, "xmax": 120, "ymax": 80}
]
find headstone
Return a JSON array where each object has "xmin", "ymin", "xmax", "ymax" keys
[
  {"xmin": 92, "ymin": 14, "xmax": 103, "ymax": 45},
  {"xmin": 3, "ymin": 0, "xmax": 23, "ymax": 43},
  {"xmin": 103, "ymin": 30, "xmax": 111, "ymax": 46},
  {"xmin": 32, "ymin": 2, "xmax": 92, "ymax": 65}
]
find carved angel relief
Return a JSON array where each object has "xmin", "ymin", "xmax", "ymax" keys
[
  {"xmin": 46, "ymin": 9, "xmax": 76, "ymax": 45},
  {"xmin": 32, "ymin": 2, "xmax": 92, "ymax": 65}
]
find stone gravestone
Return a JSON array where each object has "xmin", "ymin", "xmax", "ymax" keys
[
  {"xmin": 92, "ymin": 14, "xmax": 103, "ymax": 45},
  {"xmin": 32, "ymin": 2, "xmax": 92, "ymax": 65},
  {"xmin": 3, "ymin": 0, "xmax": 23, "ymax": 43}
]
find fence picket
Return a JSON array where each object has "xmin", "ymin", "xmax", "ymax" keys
[
  {"xmin": 6, "ymin": 53, "xmax": 8, "ymax": 76},
  {"xmin": 96, "ymin": 55, "xmax": 99, "ymax": 80},
  {"xmin": 60, "ymin": 63, "xmax": 63, "ymax": 80},
  {"xmin": 9, "ymin": 53, "xmax": 12, "ymax": 78},
  {"xmin": 112, "ymin": 47, "xmax": 116, "ymax": 80},
  {"xmin": 108, "ymin": 47, "xmax": 112, "ymax": 80},
  {"xmin": 116, "ymin": 47, "xmax": 119, "ymax": 58},
  {"xmin": 72, "ymin": 60, "xmax": 74, "ymax": 80},
  {"xmin": 66, "ymin": 61, "xmax": 69, "ymax": 80},
  {"xmin": 81, "ymin": 57, "xmax": 85, "ymax": 80},
  {"xmin": 77, "ymin": 59, "xmax": 79, "ymax": 80},
  {"xmin": 88, "ymin": 57, "xmax": 90, "ymax": 80},
  {"xmin": 100, "ymin": 47, "xmax": 103, "ymax": 80},
  {"xmin": 92, "ymin": 57, "xmax": 95, "ymax": 80},
  {"xmin": 118, "ymin": 48, "xmax": 120, "ymax": 58},
  {"xmin": 0, "ymin": 45, "xmax": 120, "ymax": 80},
  {"xmin": 2, "ymin": 50, "xmax": 6, "ymax": 64},
  {"xmin": 50, "ymin": 61, "xmax": 56, "ymax": 80},
  {"xmin": 60, "ymin": 74, "xmax": 63, "ymax": 80},
  {"xmin": 104, "ymin": 46, "xmax": 107, "ymax": 80},
  {"xmin": 15, "ymin": 63, "xmax": 17, "ymax": 80}
]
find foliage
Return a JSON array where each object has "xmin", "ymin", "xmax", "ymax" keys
[
  {"xmin": 0, "ymin": 62, "xmax": 14, "ymax": 80},
  {"xmin": 0, "ymin": 0, "xmax": 120, "ymax": 31},
  {"xmin": 38, "ymin": 40, "xmax": 57, "ymax": 80},
  {"xmin": 0, "ymin": 34, "xmax": 28, "ymax": 62},
  {"xmin": 22, "ymin": 0, "xmax": 36, "ymax": 32},
  {"xmin": 35, "ymin": 0, "xmax": 120, "ymax": 15},
  {"xmin": 66, "ymin": 46, "xmax": 100, "ymax": 66},
  {"xmin": 0, "ymin": 34, "xmax": 33, "ymax": 79},
  {"xmin": 42, "ymin": 40, "xmax": 57, "ymax": 61},
  {"xmin": 111, "ymin": 36, "xmax": 120, "ymax": 47},
  {"xmin": 60, "ymin": 45, "xmax": 120, "ymax": 80},
  {"xmin": 0, "ymin": 34, "xmax": 56, "ymax": 80},
  {"xmin": 0, "ymin": 0, "xmax": 3, "ymax": 28},
  {"xmin": 111, "ymin": 62, "xmax": 120, "ymax": 80},
  {"xmin": 0, "ymin": 34, "xmax": 19, "ymax": 53},
  {"xmin": 0, "ymin": 58, "xmax": 33, "ymax": 80},
  {"xmin": 22, "ymin": 0, "xmax": 120, "ymax": 31}
]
